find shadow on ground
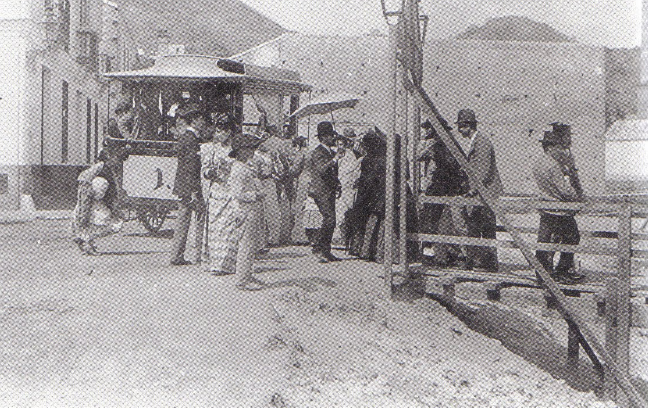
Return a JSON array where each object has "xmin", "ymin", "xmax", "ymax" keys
[
  {"xmin": 255, "ymin": 251, "xmax": 309, "ymax": 261},
  {"xmin": 425, "ymin": 290, "xmax": 601, "ymax": 393},
  {"xmin": 125, "ymin": 229, "xmax": 174, "ymax": 239},
  {"xmin": 262, "ymin": 276, "xmax": 337, "ymax": 292},
  {"xmin": 97, "ymin": 250, "xmax": 167, "ymax": 256}
]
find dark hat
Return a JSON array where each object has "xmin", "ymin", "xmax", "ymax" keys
[
  {"xmin": 550, "ymin": 122, "xmax": 571, "ymax": 147},
  {"xmin": 316, "ymin": 121, "xmax": 337, "ymax": 138},
  {"xmin": 230, "ymin": 132, "xmax": 263, "ymax": 152},
  {"xmin": 362, "ymin": 128, "xmax": 387, "ymax": 153},
  {"xmin": 455, "ymin": 109, "xmax": 478, "ymax": 125},
  {"xmin": 539, "ymin": 130, "xmax": 562, "ymax": 146},
  {"xmin": 176, "ymin": 103, "xmax": 202, "ymax": 120}
]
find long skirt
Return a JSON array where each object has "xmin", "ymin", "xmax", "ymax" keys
[
  {"xmin": 207, "ymin": 197, "xmax": 248, "ymax": 274},
  {"xmin": 349, "ymin": 198, "xmax": 419, "ymax": 264},
  {"xmin": 259, "ymin": 179, "xmax": 282, "ymax": 246},
  {"xmin": 290, "ymin": 174, "xmax": 310, "ymax": 244},
  {"xmin": 71, "ymin": 184, "xmax": 122, "ymax": 244}
]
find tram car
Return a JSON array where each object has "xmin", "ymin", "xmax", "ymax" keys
[{"xmin": 103, "ymin": 54, "xmax": 311, "ymax": 232}]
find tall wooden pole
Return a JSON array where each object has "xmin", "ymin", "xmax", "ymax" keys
[
  {"xmin": 384, "ymin": 22, "xmax": 399, "ymax": 294},
  {"xmin": 398, "ymin": 91, "xmax": 408, "ymax": 272}
]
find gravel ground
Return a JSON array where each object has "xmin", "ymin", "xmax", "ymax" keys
[{"xmin": 0, "ymin": 218, "xmax": 645, "ymax": 407}]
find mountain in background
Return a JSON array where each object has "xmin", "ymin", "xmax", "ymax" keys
[
  {"xmin": 114, "ymin": 0, "xmax": 285, "ymax": 57},
  {"xmin": 456, "ymin": 16, "xmax": 574, "ymax": 43}
]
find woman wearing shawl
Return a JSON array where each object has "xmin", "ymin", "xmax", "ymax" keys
[{"xmin": 204, "ymin": 132, "xmax": 265, "ymax": 291}]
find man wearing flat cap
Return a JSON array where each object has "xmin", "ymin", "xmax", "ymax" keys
[
  {"xmin": 170, "ymin": 103, "xmax": 207, "ymax": 266},
  {"xmin": 532, "ymin": 126, "xmax": 585, "ymax": 284},
  {"xmin": 456, "ymin": 108, "xmax": 503, "ymax": 272},
  {"xmin": 307, "ymin": 121, "xmax": 343, "ymax": 263}
]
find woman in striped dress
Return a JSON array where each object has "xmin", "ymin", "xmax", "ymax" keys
[{"xmin": 206, "ymin": 132, "xmax": 265, "ymax": 290}]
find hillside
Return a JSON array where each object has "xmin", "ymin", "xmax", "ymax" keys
[
  {"xmin": 115, "ymin": 0, "xmax": 285, "ymax": 57},
  {"xmin": 456, "ymin": 16, "xmax": 574, "ymax": 43}
]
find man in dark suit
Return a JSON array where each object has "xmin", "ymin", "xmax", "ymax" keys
[
  {"xmin": 308, "ymin": 121, "xmax": 342, "ymax": 263},
  {"xmin": 456, "ymin": 109, "xmax": 503, "ymax": 272},
  {"xmin": 170, "ymin": 103, "xmax": 206, "ymax": 266}
]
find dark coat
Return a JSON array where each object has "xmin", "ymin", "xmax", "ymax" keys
[
  {"xmin": 421, "ymin": 138, "xmax": 468, "ymax": 197},
  {"xmin": 173, "ymin": 129, "xmax": 203, "ymax": 199},
  {"xmin": 307, "ymin": 144, "xmax": 340, "ymax": 198}
]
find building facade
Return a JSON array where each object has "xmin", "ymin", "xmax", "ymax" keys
[{"xmin": 0, "ymin": 0, "xmax": 138, "ymax": 211}]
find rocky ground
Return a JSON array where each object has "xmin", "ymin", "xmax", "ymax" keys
[{"xmin": 0, "ymin": 218, "xmax": 645, "ymax": 407}]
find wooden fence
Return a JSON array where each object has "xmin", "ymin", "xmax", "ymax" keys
[{"xmin": 400, "ymin": 194, "xmax": 648, "ymax": 405}]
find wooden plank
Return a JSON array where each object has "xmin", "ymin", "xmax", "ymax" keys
[
  {"xmin": 567, "ymin": 320, "xmax": 580, "ymax": 367},
  {"xmin": 409, "ymin": 233, "xmax": 618, "ymax": 256},
  {"xmin": 408, "ymin": 79, "xmax": 647, "ymax": 408},
  {"xmin": 615, "ymin": 204, "xmax": 632, "ymax": 407},
  {"xmin": 605, "ymin": 277, "xmax": 621, "ymax": 401},
  {"xmin": 418, "ymin": 196, "xmax": 623, "ymax": 214}
]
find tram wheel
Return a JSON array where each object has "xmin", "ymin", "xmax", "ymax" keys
[{"xmin": 137, "ymin": 207, "xmax": 168, "ymax": 233}]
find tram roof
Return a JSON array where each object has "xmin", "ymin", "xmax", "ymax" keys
[{"xmin": 104, "ymin": 54, "xmax": 311, "ymax": 93}]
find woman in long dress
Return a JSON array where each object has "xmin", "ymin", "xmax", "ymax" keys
[
  {"xmin": 347, "ymin": 131, "xmax": 419, "ymax": 263},
  {"xmin": 288, "ymin": 137, "xmax": 310, "ymax": 244},
  {"xmin": 205, "ymin": 132, "xmax": 265, "ymax": 290}
]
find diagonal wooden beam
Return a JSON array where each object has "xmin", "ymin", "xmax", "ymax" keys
[{"xmin": 404, "ymin": 74, "xmax": 647, "ymax": 408}]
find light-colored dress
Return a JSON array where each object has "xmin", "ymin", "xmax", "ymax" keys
[
  {"xmin": 207, "ymin": 160, "xmax": 259, "ymax": 275},
  {"xmin": 72, "ymin": 163, "xmax": 123, "ymax": 245},
  {"xmin": 200, "ymin": 141, "xmax": 232, "ymax": 259}
]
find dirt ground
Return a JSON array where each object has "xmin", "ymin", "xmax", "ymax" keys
[{"xmin": 0, "ymin": 219, "xmax": 646, "ymax": 407}]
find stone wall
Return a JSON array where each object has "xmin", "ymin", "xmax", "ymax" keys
[{"xmin": 235, "ymin": 33, "xmax": 609, "ymax": 195}]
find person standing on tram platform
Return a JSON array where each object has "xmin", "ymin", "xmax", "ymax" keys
[{"xmin": 170, "ymin": 103, "xmax": 206, "ymax": 266}]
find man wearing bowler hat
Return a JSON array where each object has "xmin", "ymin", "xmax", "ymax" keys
[
  {"xmin": 170, "ymin": 103, "xmax": 206, "ymax": 266},
  {"xmin": 307, "ymin": 121, "xmax": 343, "ymax": 263},
  {"xmin": 456, "ymin": 108, "xmax": 503, "ymax": 272},
  {"xmin": 532, "ymin": 125, "xmax": 585, "ymax": 284}
]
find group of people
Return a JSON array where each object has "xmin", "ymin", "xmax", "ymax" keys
[
  {"xmin": 71, "ymin": 103, "xmax": 587, "ymax": 289},
  {"xmin": 415, "ymin": 109, "xmax": 585, "ymax": 284}
]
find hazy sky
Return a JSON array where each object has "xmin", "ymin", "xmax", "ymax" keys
[{"xmin": 241, "ymin": 0, "xmax": 643, "ymax": 48}]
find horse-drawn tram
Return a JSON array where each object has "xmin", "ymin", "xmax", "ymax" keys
[{"xmin": 102, "ymin": 54, "xmax": 311, "ymax": 232}]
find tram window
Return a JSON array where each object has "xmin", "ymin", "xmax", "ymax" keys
[{"xmin": 107, "ymin": 82, "xmax": 242, "ymax": 141}]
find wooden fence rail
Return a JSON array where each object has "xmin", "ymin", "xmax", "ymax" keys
[{"xmin": 408, "ymin": 193, "xmax": 647, "ymax": 406}]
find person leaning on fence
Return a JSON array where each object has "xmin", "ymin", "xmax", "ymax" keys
[
  {"xmin": 71, "ymin": 151, "xmax": 124, "ymax": 255},
  {"xmin": 170, "ymin": 103, "xmax": 207, "ymax": 266},
  {"xmin": 417, "ymin": 119, "xmax": 469, "ymax": 268},
  {"xmin": 456, "ymin": 109, "xmax": 503, "ymax": 273},
  {"xmin": 532, "ymin": 126, "xmax": 585, "ymax": 284}
]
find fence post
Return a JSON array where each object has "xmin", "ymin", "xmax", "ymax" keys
[{"xmin": 606, "ymin": 201, "xmax": 632, "ymax": 406}]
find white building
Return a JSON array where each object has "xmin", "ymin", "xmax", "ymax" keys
[
  {"xmin": 604, "ymin": 0, "xmax": 648, "ymax": 193},
  {"xmin": 0, "ymin": 0, "xmax": 137, "ymax": 211}
]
